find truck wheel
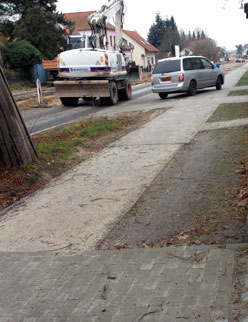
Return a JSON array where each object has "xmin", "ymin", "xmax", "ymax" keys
[
  {"xmin": 106, "ymin": 81, "xmax": 118, "ymax": 105},
  {"xmin": 119, "ymin": 81, "xmax": 132, "ymax": 101},
  {"xmin": 60, "ymin": 97, "xmax": 79, "ymax": 106}
]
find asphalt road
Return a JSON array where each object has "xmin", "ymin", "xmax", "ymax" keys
[
  {"xmin": 22, "ymin": 84, "xmax": 152, "ymax": 135},
  {"xmin": 21, "ymin": 63, "xmax": 242, "ymax": 135}
]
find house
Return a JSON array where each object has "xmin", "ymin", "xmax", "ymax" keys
[
  {"xmin": 180, "ymin": 47, "xmax": 194, "ymax": 56},
  {"xmin": 64, "ymin": 12, "xmax": 121, "ymax": 51},
  {"xmin": 242, "ymin": 44, "xmax": 248, "ymax": 57},
  {"xmin": 64, "ymin": 12, "xmax": 158, "ymax": 69},
  {"xmin": 122, "ymin": 30, "xmax": 159, "ymax": 69}
]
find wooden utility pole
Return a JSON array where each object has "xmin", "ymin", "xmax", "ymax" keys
[{"xmin": 0, "ymin": 66, "xmax": 38, "ymax": 168}]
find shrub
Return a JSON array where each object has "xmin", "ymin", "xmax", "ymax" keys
[{"xmin": 2, "ymin": 40, "xmax": 42, "ymax": 70}]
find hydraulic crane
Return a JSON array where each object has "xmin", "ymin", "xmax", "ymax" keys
[{"xmin": 54, "ymin": 0, "xmax": 139, "ymax": 106}]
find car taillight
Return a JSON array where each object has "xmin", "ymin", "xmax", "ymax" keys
[
  {"xmin": 178, "ymin": 73, "xmax": 184, "ymax": 82},
  {"xmin": 151, "ymin": 76, "xmax": 154, "ymax": 85}
]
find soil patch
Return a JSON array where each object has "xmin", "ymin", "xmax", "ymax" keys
[
  {"xmin": 0, "ymin": 108, "xmax": 165, "ymax": 212},
  {"xmin": 99, "ymin": 127, "xmax": 248, "ymax": 249},
  {"xmin": 230, "ymin": 247, "xmax": 248, "ymax": 322},
  {"xmin": 17, "ymin": 95, "xmax": 61, "ymax": 110}
]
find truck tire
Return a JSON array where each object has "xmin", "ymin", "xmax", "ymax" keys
[
  {"xmin": 106, "ymin": 81, "xmax": 118, "ymax": 105},
  {"xmin": 60, "ymin": 97, "xmax": 79, "ymax": 106},
  {"xmin": 118, "ymin": 81, "xmax": 132, "ymax": 101}
]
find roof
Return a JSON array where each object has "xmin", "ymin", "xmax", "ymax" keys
[
  {"xmin": 123, "ymin": 30, "xmax": 159, "ymax": 52},
  {"xmin": 158, "ymin": 56, "xmax": 206, "ymax": 62},
  {"xmin": 181, "ymin": 46, "xmax": 194, "ymax": 53},
  {"xmin": 64, "ymin": 11, "xmax": 115, "ymax": 31}
]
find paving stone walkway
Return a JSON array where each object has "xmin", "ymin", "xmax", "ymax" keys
[{"xmin": 0, "ymin": 246, "xmax": 236, "ymax": 322}]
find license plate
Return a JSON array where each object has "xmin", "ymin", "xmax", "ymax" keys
[{"xmin": 161, "ymin": 77, "xmax": 171, "ymax": 82}]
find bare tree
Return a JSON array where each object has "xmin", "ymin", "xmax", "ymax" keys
[
  {"xmin": 189, "ymin": 38, "xmax": 219, "ymax": 62},
  {"xmin": 0, "ymin": 66, "xmax": 38, "ymax": 168}
]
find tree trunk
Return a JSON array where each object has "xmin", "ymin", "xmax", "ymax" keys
[{"xmin": 0, "ymin": 66, "xmax": 38, "ymax": 168}]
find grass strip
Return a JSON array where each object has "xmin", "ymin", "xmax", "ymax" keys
[
  {"xmin": 35, "ymin": 118, "xmax": 123, "ymax": 163},
  {"xmin": 78, "ymin": 119, "xmax": 122, "ymax": 137},
  {"xmin": 236, "ymin": 71, "xmax": 248, "ymax": 86},
  {"xmin": 228, "ymin": 89, "xmax": 248, "ymax": 96},
  {"xmin": 37, "ymin": 139, "xmax": 83, "ymax": 162},
  {"xmin": 208, "ymin": 102, "xmax": 248, "ymax": 122}
]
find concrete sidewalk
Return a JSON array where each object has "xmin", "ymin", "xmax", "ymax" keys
[
  {"xmin": 1, "ymin": 64, "xmax": 248, "ymax": 321},
  {"xmin": 0, "ymin": 65, "xmax": 246, "ymax": 253}
]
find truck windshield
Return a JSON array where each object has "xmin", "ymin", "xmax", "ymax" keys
[
  {"xmin": 153, "ymin": 60, "xmax": 181, "ymax": 74},
  {"xmin": 69, "ymin": 37, "xmax": 84, "ymax": 49}
]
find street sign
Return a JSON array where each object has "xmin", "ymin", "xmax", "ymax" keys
[{"xmin": 175, "ymin": 45, "xmax": 180, "ymax": 58}]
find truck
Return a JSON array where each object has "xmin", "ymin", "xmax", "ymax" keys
[{"xmin": 54, "ymin": 0, "xmax": 140, "ymax": 107}]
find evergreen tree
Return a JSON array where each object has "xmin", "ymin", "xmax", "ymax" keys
[
  {"xmin": 179, "ymin": 30, "xmax": 187, "ymax": 50},
  {"xmin": 159, "ymin": 16, "xmax": 180, "ymax": 57},
  {"xmin": 188, "ymin": 31, "xmax": 192, "ymax": 42},
  {"xmin": 147, "ymin": 12, "xmax": 166, "ymax": 49},
  {"xmin": 0, "ymin": 0, "xmax": 72, "ymax": 59},
  {"xmin": 147, "ymin": 12, "xmax": 211, "ymax": 58},
  {"xmin": 0, "ymin": 0, "xmax": 56, "ymax": 18},
  {"xmin": 236, "ymin": 44, "xmax": 243, "ymax": 57}
]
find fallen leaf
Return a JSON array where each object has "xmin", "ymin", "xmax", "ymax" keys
[{"xmin": 197, "ymin": 254, "xmax": 206, "ymax": 262}]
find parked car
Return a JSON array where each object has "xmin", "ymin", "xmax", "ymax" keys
[
  {"xmin": 236, "ymin": 57, "xmax": 245, "ymax": 63},
  {"xmin": 151, "ymin": 56, "xmax": 225, "ymax": 99}
]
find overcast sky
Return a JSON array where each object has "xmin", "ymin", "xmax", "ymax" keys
[{"xmin": 56, "ymin": 0, "xmax": 248, "ymax": 50}]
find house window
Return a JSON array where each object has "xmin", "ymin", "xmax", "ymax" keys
[
  {"xmin": 110, "ymin": 36, "xmax": 112, "ymax": 47},
  {"xmin": 151, "ymin": 57, "xmax": 154, "ymax": 64},
  {"xmin": 129, "ymin": 42, "xmax": 134, "ymax": 49}
]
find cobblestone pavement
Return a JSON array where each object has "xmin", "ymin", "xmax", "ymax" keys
[{"xmin": 0, "ymin": 245, "xmax": 237, "ymax": 322}]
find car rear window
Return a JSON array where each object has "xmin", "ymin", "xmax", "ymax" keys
[{"xmin": 152, "ymin": 60, "xmax": 181, "ymax": 74}]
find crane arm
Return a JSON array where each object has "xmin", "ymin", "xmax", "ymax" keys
[{"xmin": 88, "ymin": 0, "xmax": 124, "ymax": 50}]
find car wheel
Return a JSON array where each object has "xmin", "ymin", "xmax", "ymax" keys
[
  {"xmin": 159, "ymin": 93, "xmax": 168, "ymax": 99},
  {"xmin": 216, "ymin": 76, "xmax": 222, "ymax": 90},
  {"xmin": 188, "ymin": 81, "xmax": 197, "ymax": 96}
]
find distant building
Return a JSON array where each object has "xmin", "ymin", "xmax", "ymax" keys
[
  {"xmin": 123, "ymin": 30, "xmax": 159, "ymax": 69},
  {"xmin": 180, "ymin": 47, "xmax": 194, "ymax": 56},
  {"xmin": 242, "ymin": 44, "xmax": 248, "ymax": 56}
]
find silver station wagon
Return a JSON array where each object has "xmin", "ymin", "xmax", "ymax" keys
[{"xmin": 151, "ymin": 56, "xmax": 224, "ymax": 99}]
